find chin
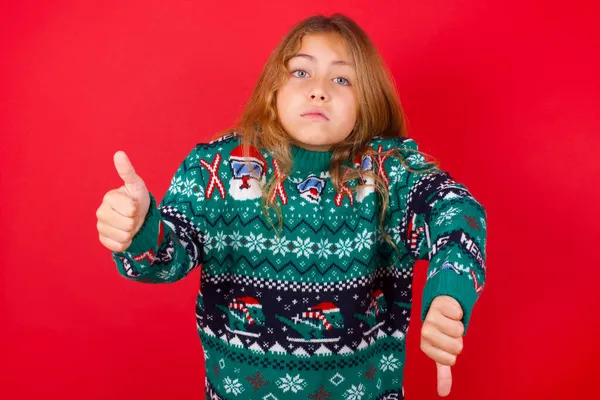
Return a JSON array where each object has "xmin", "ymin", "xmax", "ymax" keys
[{"xmin": 293, "ymin": 133, "xmax": 333, "ymax": 146}]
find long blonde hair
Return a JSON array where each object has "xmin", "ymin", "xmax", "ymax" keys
[{"xmin": 215, "ymin": 14, "xmax": 439, "ymax": 266}]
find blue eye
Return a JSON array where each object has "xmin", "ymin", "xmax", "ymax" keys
[
  {"xmin": 292, "ymin": 70, "xmax": 309, "ymax": 78},
  {"xmin": 333, "ymin": 77, "xmax": 350, "ymax": 86}
]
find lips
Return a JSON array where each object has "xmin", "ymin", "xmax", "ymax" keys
[{"xmin": 301, "ymin": 109, "xmax": 329, "ymax": 120}]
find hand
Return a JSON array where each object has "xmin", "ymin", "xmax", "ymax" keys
[
  {"xmin": 421, "ymin": 295, "xmax": 465, "ymax": 397},
  {"xmin": 96, "ymin": 151, "xmax": 151, "ymax": 252}
]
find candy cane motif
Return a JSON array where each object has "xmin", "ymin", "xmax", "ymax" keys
[
  {"xmin": 368, "ymin": 290, "xmax": 385, "ymax": 315},
  {"xmin": 301, "ymin": 311, "xmax": 333, "ymax": 331},
  {"xmin": 376, "ymin": 145, "xmax": 390, "ymax": 188},
  {"xmin": 470, "ymin": 270, "xmax": 483, "ymax": 294},
  {"xmin": 132, "ymin": 250, "xmax": 155, "ymax": 262},
  {"xmin": 410, "ymin": 226, "xmax": 426, "ymax": 251},
  {"xmin": 228, "ymin": 301, "xmax": 255, "ymax": 325},
  {"xmin": 334, "ymin": 167, "xmax": 353, "ymax": 206},
  {"xmin": 270, "ymin": 159, "xmax": 288, "ymax": 205},
  {"xmin": 132, "ymin": 220, "xmax": 166, "ymax": 262},
  {"xmin": 200, "ymin": 154, "xmax": 225, "ymax": 199},
  {"xmin": 407, "ymin": 213, "xmax": 429, "ymax": 253}
]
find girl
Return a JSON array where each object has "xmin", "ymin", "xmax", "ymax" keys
[{"xmin": 96, "ymin": 14, "xmax": 487, "ymax": 400}]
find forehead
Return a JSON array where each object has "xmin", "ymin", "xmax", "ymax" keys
[{"xmin": 295, "ymin": 33, "xmax": 351, "ymax": 62}]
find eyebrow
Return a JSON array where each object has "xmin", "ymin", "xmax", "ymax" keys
[{"xmin": 289, "ymin": 53, "xmax": 353, "ymax": 67}]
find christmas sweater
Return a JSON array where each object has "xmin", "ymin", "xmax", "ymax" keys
[{"xmin": 112, "ymin": 133, "xmax": 487, "ymax": 400}]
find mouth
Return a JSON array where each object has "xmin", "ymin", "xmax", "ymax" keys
[{"xmin": 301, "ymin": 110, "xmax": 329, "ymax": 121}]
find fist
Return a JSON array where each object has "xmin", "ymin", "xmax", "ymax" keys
[
  {"xmin": 96, "ymin": 151, "xmax": 150, "ymax": 252},
  {"xmin": 421, "ymin": 295, "xmax": 465, "ymax": 397}
]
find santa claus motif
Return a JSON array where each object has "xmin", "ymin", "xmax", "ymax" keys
[
  {"xmin": 228, "ymin": 145, "xmax": 267, "ymax": 201},
  {"xmin": 354, "ymin": 154, "xmax": 376, "ymax": 202},
  {"xmin": 296, "ymin": 174, "xmax": 327, "ymax": 204}
]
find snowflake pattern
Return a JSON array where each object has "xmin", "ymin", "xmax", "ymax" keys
[
  {"xmin": 388, "ymin": 164, "xmax": 406, "ymax": 184},
  {"xmin": 343, "ymin": 383, "xmax": 365, "ymax": 400},
  {"xmin": 246, "ymin": 233, "xmax": 267, "ymax": 253},
  {"xmin": 214, "ymin": 231, "xmax": 228, "ymax": 252},
  {"xmin": 181, "ymin": 177, "xmax": 197, "ymax": 197},
  {"xmin": 435, "ymin": 206, "xmax": 461, "ymax": 226},
  {"xmin": 334, "ymin": 238, "xmax": 354, "ymax": 258},
  {"xmin": 389, "ymin": 226, "xmax": 402, "ymax": 245},
  {"xmin": 272, "ymin": 236, "xmax": 291, "ymax": 256},
  {"xmin": 169, "ymin": 176, "xmax": 183, "ymax": 194},
  {"xmin": 354, "ymin": 229, "xmax": 373, "ymax": 252},
  {"xmin": 292, "ymin": 237, "xmax": 314, "ymax": 258},
  {"xmin": 276, "ymin": 374, "xmax": 307, "ymax": 393},
  {"xmin": 203, "ymin": 232, "xmax": 213, "ymax": 253},
  {"xmin": 229, "ymin": 231, "xmax": 243, "ymax": 250},
  {"xmin": 379, "ymin": 353, "xmax": 401, "ymax": 372},
  {"xmin": 223, "ymin": 377, "xmax": 244, "ymax": 396},
  {"xmin": 316, "ymin": 239, "xmax": 332, "ymax": 259}
]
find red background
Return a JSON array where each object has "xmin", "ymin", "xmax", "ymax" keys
[{"xmin": 2, "ymin": 1, "xmax": 599, "ymax": 399}]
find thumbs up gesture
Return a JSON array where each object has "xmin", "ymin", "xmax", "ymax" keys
[
  {"xmin": 96, "ymin": 151, "xmax": 151, "ymax": 252},
  {"xmin": 421, "ymin": 295, "xmax": 465, "ymax": 397}
]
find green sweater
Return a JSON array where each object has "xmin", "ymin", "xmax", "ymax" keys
[{"xmin": 112, "ymin": 133, "xmax": 487, "ymax": 400}]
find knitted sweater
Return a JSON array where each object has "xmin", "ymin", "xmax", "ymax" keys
[{"xmin": 112, "ymin": 133, "xmax": 487, "ymax": 400}]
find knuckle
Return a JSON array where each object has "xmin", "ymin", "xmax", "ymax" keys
[
  {"xmin": 123, "ymin": 218, "xmax": 136, "ymax": 232},
  {"xmin": 120, "ymin": 230, "xmax": 132, "ymax": 243},
  {"xmin": 125, "ymin": 200, "xmax": 137, "ymax": 217},
  {"xmin": 425, "ymin": 311, "xmax": 436, "ymax": 323},
  {"xmin": 456, "ymin": 341, "xmax": 464, "ymax": 354},
  {"xmin": 454, "ymin": 308, "xmax": 464, "ymax": 319},
  {"xmin": 448, "ymin": 355, "xmax": 457, "ymax": 366},
  {"xmin": 131, "ymin": 200, "xmax": 139, "ymax": 214},
  {"xmin": 457, "ymin": 323, "xmax": 465, "ymax": 336},
  {"xmin": 99, "ymin": 234, "xmax": 113, "ymax": 251},
  {"xmin": 421, "ymin": 325, "xmax": 431, "ymax": 338},
  {"xmin": 103, "ymin": 191, "xmax": 113, "ymax": 204}
]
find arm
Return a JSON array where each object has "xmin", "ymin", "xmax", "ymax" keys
[
  {"xmin": 111, "ymin": 145, "xmax": 206, "ymax": 283},
  {"xmin": 401, "ymin": 158, "xmax": 487, "ymax": 334}
]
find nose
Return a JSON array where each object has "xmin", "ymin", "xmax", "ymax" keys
[{"xmin": 308, "ymin": 79, "xmax": 329, "ymax": 102}]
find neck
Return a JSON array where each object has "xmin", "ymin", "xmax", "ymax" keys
[{"xmin": 292, "ymin": 142, "xmax": 332, "ymax": 151}]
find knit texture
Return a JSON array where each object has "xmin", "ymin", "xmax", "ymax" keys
[{"xmin": 113, "ymin": 133, "xmax": 487, "ymax": 400}]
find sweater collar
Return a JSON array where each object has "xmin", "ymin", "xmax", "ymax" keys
[{"xmin": 290, "ymin": 144, "xmax": 333, "ymax": 173}]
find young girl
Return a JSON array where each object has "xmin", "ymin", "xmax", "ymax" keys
[{"xmin": 96, "ymin": 14, "xmax": 487, "ymax": 400}]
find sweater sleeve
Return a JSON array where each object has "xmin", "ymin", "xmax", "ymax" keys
[
  {"xmin": 111, "ymin": 145, "xmax": 206, "ymax": 283},
  {"xmin": 396, "ymin": 142, "xmax": 487, "ymax": 334}
]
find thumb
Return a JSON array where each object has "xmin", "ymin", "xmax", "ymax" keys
[
  {"xmin": 113, "ymin": 151, "xmax": 147, "ymax": 199},
  {"xmin": 436, "ymin": 362, "xmax": 452, "ymax": 397}
]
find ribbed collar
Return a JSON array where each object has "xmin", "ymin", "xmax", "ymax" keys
[{"xmin": 290, "ymin": 144, "xmax": 333, "ymax": 173}]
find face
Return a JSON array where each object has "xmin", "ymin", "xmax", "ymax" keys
[{"xmin": 276, "ymin": 33, "xmax": 358, "ymax": 151}]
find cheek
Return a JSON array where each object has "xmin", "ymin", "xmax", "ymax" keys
[
  {"xmin": 276, "ymin": 87, "xmax": 291, "ymax": 120},
  {"xmin": 338, "ymin": 96, "xmax": 358, "ymax": 127},
  {"xmin": 277, "ymin": 84, "xmax": 300, "ymax": 113}
]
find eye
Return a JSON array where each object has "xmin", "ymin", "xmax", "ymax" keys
[
  {"xmin": 291, "ymin": 69, "xmax": 309, "ymax": 78},
  {"xmin": 333, "ymin": 77, "xmax": 351, "ymax": 86}
]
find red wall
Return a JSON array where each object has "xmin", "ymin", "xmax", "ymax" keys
[{"xmin": 2, "ymin": 1, "xmax": 599, "ymax": 399}]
